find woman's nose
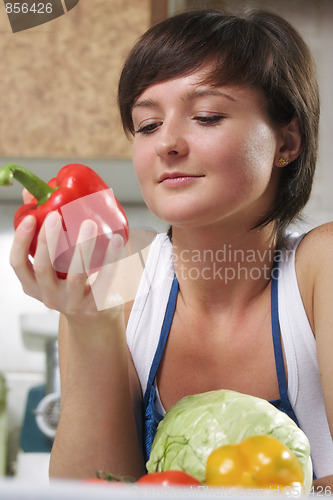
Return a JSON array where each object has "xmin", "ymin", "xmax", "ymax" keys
[{"xmin": 154, "ymin": 123, "xmax": 189, "ymax": 158}]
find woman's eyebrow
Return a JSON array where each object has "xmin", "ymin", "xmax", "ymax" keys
[
  {"xmin": 132, "ymin": 98, "xmax": 159, "ymax": 109},
  {"xmin": 184, "ymin": 88, "xmax": 236, "ymax": 102}
]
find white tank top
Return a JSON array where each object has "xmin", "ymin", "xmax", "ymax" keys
[{"xmin": 126, "ymin": 233, "xmax": 333, "ymax": 477}]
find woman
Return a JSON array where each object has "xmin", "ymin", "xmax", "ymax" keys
[{"xmin": 10, "ymin": 9, "xmax": 333, "ymax": 486}]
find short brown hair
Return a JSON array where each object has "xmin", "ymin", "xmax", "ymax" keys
[{"xmin": 118, "ymin": 9, "xmax": 320, "ymax": 238}]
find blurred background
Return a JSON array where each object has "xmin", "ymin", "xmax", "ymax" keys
[{"xmin": 0, "ymin": 0, "xmax": 332, "ymax": 482}]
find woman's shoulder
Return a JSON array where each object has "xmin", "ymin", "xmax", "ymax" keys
[
  {"xmin": 296, "ymin": 221, "xmax": 333, "ymax": 266},
  {"xmin": 294, "ymin": 222, "xmax": 333, "ymax": 333}
]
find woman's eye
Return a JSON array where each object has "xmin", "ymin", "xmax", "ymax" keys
[
  {"xmin": 135, "ymin": 122, "xmax": 161, "ymax": 135},
  {"xmin": 194, "ymin": 115, "xmax": 225, "ymax": 125}
]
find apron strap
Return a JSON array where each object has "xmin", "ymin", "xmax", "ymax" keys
[
  {"xmin": 142, "ymin": 275, "xmax": 179, "ymax": 461},
  {"xmin": 143, "ymin": 274, "xmax": 179, "ymax": 407}
]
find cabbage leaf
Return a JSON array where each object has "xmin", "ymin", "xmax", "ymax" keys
[{"xmin": 147, "ymin": 389, "xmax": 312, "ymax": 490}]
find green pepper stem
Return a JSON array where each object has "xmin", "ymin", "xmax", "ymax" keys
[{"xmin": 0, "ymin": 163, "xmax": 56, "ymax": 205}]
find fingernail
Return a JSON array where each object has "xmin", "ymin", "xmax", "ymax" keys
[
  {"xmin": 80, "ymin": 220, "xmax": 97, "ymax": 240},
  {"xmin": 110, "ymin": 233, "xmax": 124, "ymax": 249},
  {"xmin": 45, "ymin": 211, "xmax": 59, "ymax": 230},
  {"xmin": 20, "ymin": 215, "xmax": 36, "ymax": 230}
]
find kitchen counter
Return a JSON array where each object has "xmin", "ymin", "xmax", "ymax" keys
[
  {"xmin": 0, "ymin": 372, "xmax": 7, "ymax": 475},
  {"xmin": 0, "ymin": 478, "xmax": 286, "ymax": 499},
  {"xmin": 1, "ymin": 479, "xmax": 134, "ymax": 499}
]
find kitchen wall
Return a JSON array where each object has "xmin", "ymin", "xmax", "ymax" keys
[
  {"xmin": 0, "ymin": 0, "xmax": 333, "ymax": 478},
  {"xmin": 0, "ymin": 0, "xmax": 152, "ymax": 159}
]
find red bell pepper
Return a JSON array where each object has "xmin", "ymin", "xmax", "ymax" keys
[{"xmin": 0, "ymin": 163, "xmax": 129, "ymax": 278}]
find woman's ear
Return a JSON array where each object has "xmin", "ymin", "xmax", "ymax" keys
[{"xmin": 275, "ymin": 117, "xmax": 302, "ymax": 167}]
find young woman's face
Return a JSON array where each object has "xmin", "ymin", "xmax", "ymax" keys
[{"xmin": 131, "ymin": 67, "xmax": 283, "ymax": 232}]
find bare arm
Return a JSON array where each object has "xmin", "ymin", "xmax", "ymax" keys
[
  {"xmin": 10, "ymin": 213, "xmax": 146, "ymax": 480},
  {"xmin": 50, "ymin": 313, "xmax": 145, "ymax": 480},
  {"xmin": 313, "ymin": 476, "xmax": 333, "ymax": 490},
  {"xmin": 298, "ymin": 223, "xmax": 333, "ymax": 488}
]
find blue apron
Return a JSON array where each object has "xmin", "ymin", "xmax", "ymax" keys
[{"xmin": 142, "ymin": 264, "xmax": 311, "ymax": 472}]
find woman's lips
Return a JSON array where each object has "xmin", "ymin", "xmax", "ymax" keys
[{"xmin": 159, "ymin": 175, "xmax": 204, "ymax": 186}]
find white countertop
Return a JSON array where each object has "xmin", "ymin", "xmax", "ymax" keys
[{"xmin": 0, "ymin": 478, "xmax": 301, "ymax": 499}]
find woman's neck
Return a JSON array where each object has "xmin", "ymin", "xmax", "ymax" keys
[{"xmin": 171, "ymin": 223, "xmax": 278, "ymax": 313}]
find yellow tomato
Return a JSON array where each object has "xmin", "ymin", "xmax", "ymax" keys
[{"xmin": 205, "ymin": 435, "xmax": 304, "ymax": 488}]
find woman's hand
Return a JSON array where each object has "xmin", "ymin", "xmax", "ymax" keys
[
  {"xmin": 10, "ymin": 210, "xmax": 125, "ymax": 326},
  {"xmin": 10, "ymin": 209, "xmax": 146, "ymax": 479}
]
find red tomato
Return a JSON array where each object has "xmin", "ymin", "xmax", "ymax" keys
[{"xmin": 137, "ymin": 470, "xmax": 202, "ymax": 487}]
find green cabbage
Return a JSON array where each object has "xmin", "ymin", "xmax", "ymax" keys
[{"xmin": 147, "ymin": 389, "xmax": 313, "ymax": 490}]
